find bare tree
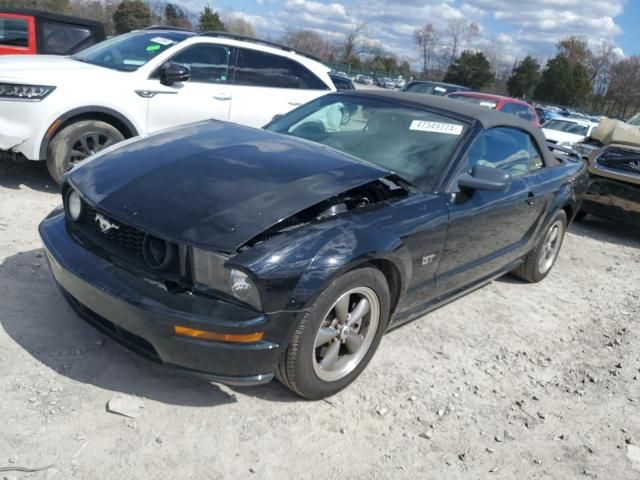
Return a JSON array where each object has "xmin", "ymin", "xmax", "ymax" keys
[
  {"xmin": 342, "ymin": 23, "xmax": 368, "ymax": 63},
  {"xmin": 606, "ymin": 56, "xmax": 640, "ymax": 118},
  {"xmin": 444, "ymin": 19, "xmax": 480, "ymax": 67},
  {"xmin": 223, "ymin": 16, "xmax": 257, "ymax": 37},
  {"xmin": 414, "ymin": 23, "xmax": 439, "ymax": 77},
  {"xmin": 591, "ymin": 41, "xmax": 618, "ymax": 95},
  {"xmin": 281, "ymin": 29, "xmax": 337, "ymax": 61}
]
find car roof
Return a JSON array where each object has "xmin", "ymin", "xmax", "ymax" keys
[
  {"xmin": 545, "ymin": 117, "xmax": 598, "ymax": 127},
  {"xmin": 341, "ymin": 90, "xmax": 535, "ymax": 129},
  {"xmin": 0, "ymin": 7, "xmax": 104, "ymax": 28},
  {"xmin": 448, "ymin": 91, "xmax": 533, "ymax": 106},
  {"xmin": 408, "ymin": 80, "xmax": 469, "ymax": 89}
]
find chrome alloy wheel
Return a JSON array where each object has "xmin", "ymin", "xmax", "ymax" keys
[
  {"xmin": 312, "ymin": 286, "xmax": 380, "ymax": 382},
  {"xmin": 538, "ymin": 219, "xmax": 564, "ymax": 274}
]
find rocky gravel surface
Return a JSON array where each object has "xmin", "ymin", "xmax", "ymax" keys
[{"xmin": 1, "ymin": 160, "xmax": 639, "ymax": 479}]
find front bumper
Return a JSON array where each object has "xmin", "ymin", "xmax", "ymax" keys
[
  {"xmin": 0, "ymin": 99, "xmax": 59, "ymax": 161},
  {"xmin": 39, "ymin": 212, "xmax": 292, "ymax": 386},
  {"xmin": 582, "ymin": 176, "xmax": 640, "ymax": 227}
]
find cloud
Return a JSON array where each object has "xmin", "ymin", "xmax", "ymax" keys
[{"xmin": 176, "ymin": 0, "xmax": 628, "ymax": 67}]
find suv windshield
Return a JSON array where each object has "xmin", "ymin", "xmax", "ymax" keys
[
  {"xmin": 266, "ymin": 95, "xmax": 468, "ymax": 191},
  {"xmin": 72, "ymin": 31, "xmax": 192, "ymax": 71}
]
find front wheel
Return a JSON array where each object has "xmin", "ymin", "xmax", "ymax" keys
[
  {"xmin": 277, "ymin": 267, "xmax": 390, "ymax": 399},
  {"xmin": 512, "ymin": 210, "xmax": 567, "ymax": 283},
  {"xmin": 46, "ymin": 120, "xmax": 125, "ymax": 184}
]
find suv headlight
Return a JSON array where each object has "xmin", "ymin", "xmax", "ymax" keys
[
  {"xmin": 0, "ymin": 83, "xmax": 56, "ymax": 101},
  {"xmin": 191, "ymin": 248, "xmax": 262, "ymax": 310}
]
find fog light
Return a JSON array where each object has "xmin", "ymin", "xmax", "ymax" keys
[
  {"xmin": 66, "ymin": 189, "xmax": 82, "ymax": 221},
  {"xmin": 174, "ymin": 326, "xmax": 264, "ymax": 343}
]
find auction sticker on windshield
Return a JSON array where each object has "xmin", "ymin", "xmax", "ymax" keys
[
  {"xmin": 150, "ymin": 36, "xmax": 175, "ymax": 46},
  {"xmin": 410, "ymin": 120, "xmax": 463, "ymax": 135}
]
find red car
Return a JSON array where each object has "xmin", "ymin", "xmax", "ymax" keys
[
  {"xmin": 446, "ymin": 91, "xmax": 540, "ymax": 127},
  {"xmin": 0, "ymin": 8, "xmax": 105, "ymax": 56}
]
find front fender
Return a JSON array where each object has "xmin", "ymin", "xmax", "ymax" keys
[{"xmin": 288, "ymin": 225, "xmax": 411, "ymax": 312}]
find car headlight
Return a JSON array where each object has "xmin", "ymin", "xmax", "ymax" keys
[
  {"xmin": 228, "ymin": 269, "xmax": 261, "ymax": 310},
  {"xmin": 65, "ymin": 188, "xmax": 83, "ymax": 222},
  {"xmin": 191, "ymin": 248, "xmax": 262, "ymax": 310},
  {"xmin": 0, "ymin": 83, "xmax": 56, "ymax": 101}
]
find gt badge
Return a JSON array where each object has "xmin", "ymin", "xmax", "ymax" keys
[{"xmin": 422, "ymin": 254, "xmax": 436, "ymax": 266}]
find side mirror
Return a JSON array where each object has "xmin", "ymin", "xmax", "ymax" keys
[
  {"xmin": 161, "ymin": 63, "xmax": 190, "ymax": 86},
  {"xmin": 457, "ymin": 164, "xmax": 512, "ymax": 192}
]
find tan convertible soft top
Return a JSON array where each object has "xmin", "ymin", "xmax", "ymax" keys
[{"xmin": 591, "ymin": 118, "xmax": 640, "ymax": 150}]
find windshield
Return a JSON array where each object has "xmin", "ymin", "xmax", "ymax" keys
[
  {"xmin": 449, "ymin": 94, "xmax": 498, "ymax": 109},
  {"xmin": 266, "ymin": 95, "xmax": 468, "ymax": 191},
  {"xmin": 407, "ymin": 82, "xmax": 454, "ymax": 96},
  {"xmin": 628, "ymin": 113, "xmax": 640, "ymax": 126},
  {"xmin": 71, "ymin": 31, "xmax": 192, "ymax": 72},
  {"xmin": 543, "ymin": 119, "xmax": 589, "ymax": 136}
]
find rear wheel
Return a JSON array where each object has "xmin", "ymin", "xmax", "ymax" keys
[
  {"xmin": 512, "ymin": 210, "xmax": 567, "ymax": 283},
  {"xmin": 277, "ymin": 267, "xmax": 390, "ymax": 399},
  {"xmin": 46, "ymin": 120, "xmax": 124, "ymax": 184}
]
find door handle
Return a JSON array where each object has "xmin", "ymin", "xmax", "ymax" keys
[
  {"xmin": 288, "ymin": 101, "xmax": 302, "ymax": 106},
  {"xmin": 213, "ymin": 94, "xmax": 231, "ymax": 101},
  {"xmin": 526, "ymin": 192, "xmax": 536, "ymax": 206}
]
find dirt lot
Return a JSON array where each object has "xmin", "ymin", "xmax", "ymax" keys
[{"xmin": 1, "ymin": 160, "xmax": 639, "ymax": 480}]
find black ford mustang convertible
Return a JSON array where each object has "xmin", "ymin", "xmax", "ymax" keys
[{"xmin": 40, "ymin": 92, "xmax": 588, "ymax": 399}]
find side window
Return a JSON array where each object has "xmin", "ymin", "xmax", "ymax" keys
[
  {"xmin": 501, "ymin": 102, "xmax": 516, "ymax": 115},
  {"xmin": 41, "ymin": 21, "xmax": 91, "ymax": 54},
  {"xmin": 169, "ymin": 45, "xmax": 231, "ymax": 84},
  {"xmin": 0, "ymin": 18, "xmax": 29, "ymax": 48},
  {"xmin": 233, "ymin": 48, "xmax": 328, "ymax": 90},
  {"xmin": 465, "ymin": 128, "xmax": 545, "ymax": 177}
]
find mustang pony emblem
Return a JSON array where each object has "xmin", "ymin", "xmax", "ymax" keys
[{"xmin": 95, "ymin": 213, "xmax": 120, "ymax": 234}]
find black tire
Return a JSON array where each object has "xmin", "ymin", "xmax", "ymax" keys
[
  {"xmin": 574, "ymin": 211, "xmax": 588, "ymax": 222},
  {"xmin": 277, "ymin": 267, "xmax": 390, "ymax": 399},
  {"xmin": 46, "ymin": 120, "xmax": 125, "ymax": 184},
  {"xmin": 512, "ymin": 210, "xmax": 567, "ymax": 283}
]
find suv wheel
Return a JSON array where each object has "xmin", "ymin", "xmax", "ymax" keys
[
  {"xmin": 47, "ymin": 120, "xmax": 124, "ymax": 183},
  {"xmin": 512, "ymin": 210, "xmax": 567, "ymax": 283},
  {"xmin": 276, "ymin": 267, "xmax": 390, "ymax": 399}
]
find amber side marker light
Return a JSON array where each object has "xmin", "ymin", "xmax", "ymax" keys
[{"xmin": 174, "ymin": 326, "xmax": 264, "ymax": 343}]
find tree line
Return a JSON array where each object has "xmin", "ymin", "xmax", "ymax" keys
[{"xmin": 2, "ymin": 0, "xmax": 638, "ymax": 118}]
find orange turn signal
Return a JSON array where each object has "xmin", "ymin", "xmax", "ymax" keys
[{"xmin": 174, "ymin": 325, "xmax": 264, "ymax": 343}]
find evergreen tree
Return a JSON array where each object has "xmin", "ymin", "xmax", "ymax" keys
[
  {"xmin": 113, "ymin": 0, "xmax": 152, "ymax": 34},
  {"xmin": 198, "ymin": 6, "xmax": 226, "ymax": 32},
  {"xmin": 506, "ymin": 55, "xmax": 541, "ymax": 99},
  {"xmin": 443, "ymin": 51, "xmax": 494, "ymax": 90}
]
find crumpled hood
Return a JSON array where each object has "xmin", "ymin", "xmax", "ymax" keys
[{"xmin": 68, "ymin": 121, "xmax": 388, "ymax": 253}]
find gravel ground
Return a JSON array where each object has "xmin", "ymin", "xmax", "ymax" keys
[{"xmin": 1, "ymin": 159, "xmax": 639, "ymax": 480}]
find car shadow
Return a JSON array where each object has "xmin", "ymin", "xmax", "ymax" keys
[
  {"xmin": 0, "ymin": 248, "xmax": 300, "ymax": 406},
  {"xmin": 568, "ymin": 215, "xmax": 640, "ymax": 248},
  {"xmin": 0, "ymin": 159, "xmax": 57, "ymax": 193}
]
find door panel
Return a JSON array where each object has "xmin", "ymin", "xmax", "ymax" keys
[
  {"xmin": 228, "ymin": 47, "xmax": 330, "ymax": 128},
  {"xmin": 146, "ymin": 44, "xmax": 233, "ymax": 133},
  {"xmin": 435, "ymin": 127, "xmax": 548, "ymax": 295}
]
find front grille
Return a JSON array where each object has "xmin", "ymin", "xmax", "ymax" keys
[
  {"xmin": 69, "ymin": 201, "xmax": 180, "ymax": 276},
  {"xmin": 595, "ymin": 147, "xmax": 640, "ymax": 177},
  {"xmin": 82, "ymin": 204, "xmax": 146, "ymax": 258}
]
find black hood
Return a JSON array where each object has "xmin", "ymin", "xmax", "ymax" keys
[{"xmin": 68, "ymin": 121, "xmax": 388, "ymax": 253}]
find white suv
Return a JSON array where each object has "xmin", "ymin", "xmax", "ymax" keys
[{"xmin": 0, "ymin": 28, "xmax": 335, "ymax": 182}]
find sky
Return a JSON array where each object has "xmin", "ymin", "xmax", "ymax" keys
[{"xmin": 175, "ymin": 0, "xmax": 636, "ymax": 66}]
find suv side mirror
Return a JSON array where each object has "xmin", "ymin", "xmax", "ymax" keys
[
  {"xmin": 161, "ymin": 63, "xmax": 190, "ymax": 86},
  {"xmin": 458, "ymin": 164, "xmax": 512, "ymax": 192}
]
